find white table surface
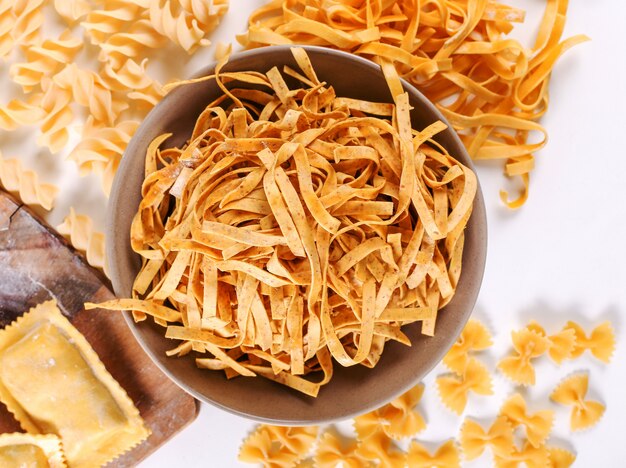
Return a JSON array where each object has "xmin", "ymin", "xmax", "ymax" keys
[{"xmin": 2, "ymin": 1, "xmax": 625, "ymax": 467}]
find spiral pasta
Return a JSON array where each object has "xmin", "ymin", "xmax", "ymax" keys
[
  {"xmin": 56, "ymin": 207, "xmax": 108, "ymax": 274},
  {"xmin": 98, "ymin": 19, "xmax": 167, "ymax": 69},
  {"xmin": 0, "ymin": 0, "xmax": 13, "ymax": 58},
  {"xmin": 68, "ymin": 117, "xmax": 140, "ymax": 195},
  {"xmin": 10, "ymin": 30, "xmax": 83, "ymax": 93},
  {"xmin": 0, "ymin": 96, "xmax": 45, "ymax": 131},
  {"xmin": 100, "ymin": 58, "xmax": 164, "ymax": 107},
  {"xmin": 11, "ymin": 0, "xmax": 46, "ymax": 47},
  {"xmin": 37, "ymin": 79, "xmax": 74, "ymax": 153},
  {"xmin": 53, "ymin": 0, "xmax": 90, "ymax": 24},
  {"xmin": 0, "ymin": 152, "xmax": 58, "ymax": 211},
  {"xmin": 179, "ymin": 0, "xmax": 228, "ymax": 29},
  {"xmin": 146, "ymin": 0, "xmax": 210, "ymax": 52},
  {"xmin": 81, "ymin": 0, "xmax": 147, "ymax": 45}
]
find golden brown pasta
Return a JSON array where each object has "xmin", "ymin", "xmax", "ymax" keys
[
  {"xmin": 550, "ymin": 373, "xmax": 605, "ymax": 431},
  {"xmin": 0, "ymin": 151, "xmax": 58, "ymax": 211}
]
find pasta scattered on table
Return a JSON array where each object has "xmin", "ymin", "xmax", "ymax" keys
[
  {"xmin": 550, "ymin": 373, "xmax": 605, "ymax": 431},
  {"xmin": 377, "ymin": 383, "xmax": 426, "ymax": 439},
  {"xmin": 407, "ymin": 440, "xmax": 460, "ymax": 468},
  {"xmin": 314, "ymin": 431, "xmax": 361, "ymax": 468},
  {"xmin": 564, "ymin": 321, "xmax": 616, "ymax": 364},
  {"xmin": 0, "ymin": 152, "xmax": 58, "ymax": 211},
  {"xmin": 547, "ymin": 446, "xmax": 577, "ymax": 468},
  {"xmin": 526, "ymin": 321, "xmax": 576, "ymax": 365},
  {"xmin": 238, "ymin": 425, "xmax": 318, "ymax": 468},
  {"xmin": 499, "ymin": 393, "xmax": 554, "ymax": 448},
  {"xmin": 437, "ymin": 358, "xmax": 493, "ymax": 414},
  {"xmin": 459, "ymin": 416, "xmax": 514, "ymax": 461},
  {"xmin": 497, "ymin": 328, "xmax": 551, "ymax": 386},
  {"xmin": 443, "ymin": 319, "xmax": 492, "ymax": 374},
  {"xmin": 493, "ymin": 441, "xmax": 548, "ymax": 468},
  {"xmin": 56, "ymin": 207, "xmax": 108, "ymax": 274}
]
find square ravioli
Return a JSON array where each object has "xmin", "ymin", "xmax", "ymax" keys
[
  {"xmin": 0, "ymin": 301, "xmax": 149, "ymax": 467},
  {"xmin": 0, "ymin": 433, "xmax": 65, "ymax": 468}
]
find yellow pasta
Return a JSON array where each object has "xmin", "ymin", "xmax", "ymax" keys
[
  {"xmin": 407, "ymin": 440, "xmax": 460, "ymax": 468},
  {"xmin": 497, "ymin": 328, "xmax": 550, "ymax": 386},
  {"xmin": 437, "ymin": 358, "xmax": 493, "ymax": 414},
  {"xmin": 180, "ymin": 0, "xmax": 228, "ymax": 29},
  {"xmin": 0, "ymin": 433, "xmax": 66, "ymax": 468},
  {"xmin": 314, "ymin": 431, "xmax": 361, "ymax": 468},
  {"xmin": 547, "ymin": 447, "xmax": 576, "ymax": 468},
  {"xmin": 37, "ymin": 79, "xmax": 74, "ymax": 153},
  {"xmin": 56, "ymin": 208, "xmax": 108, "ymax": 275},
  {"xmin": 239, "ymin": 425, "xmax": 318, "ymax": 468},
  {"xmin": 563, "ymin": 321, "xmax": 616, "ymax": 364},
  {"xmin": 0, "ymin": 0, "xmax": 12, "ymax": 58},
  {"xmin": 97, "ymin": 19, "xmax": 167, "ymax": 70},
  {"xmin": 526, "ymin": 321, "xmax": 576, "ymax": 365},
  {"xmin": 81, "ymin": 0, "xmax": 148, "ymax": 45},
  {"xmin": 0, "ymin": 96, "xmax": 45, "ymax": 131},
  {"xmin": 0, "ymin": 151, "xmax": 58, "ymax": 211},
  {"xmin": 53, "ymin": 0, "xmax": 90, "ymax": 24},
  {"xmin": 550, "ymin": 373, "xmax": 605, "ymax": 431},
  {"xmin": 377, "ymin": 383, "xmax": 426, "ymax": 439},
  {"xmin": 499, "ymin": 393, "xmax": 554, "ymax": 448},
  {"xmin": 100, "ymin": 58, "xmax": 164, "ymax": 108},
  {"xmin": 443, "ymin": 319, "xmax": 492, "ymax": 374},
  {"xmin": 353, "ymin": 410, "xmax": 382, "ymax": 441},
  {"xmin": 494, "ymin": 441, "xmax": 548, "ymax": 468},
  {"xmin": 459, "ymin": 416, "xmax": 514, "ymax": 461},
  {"xmin": 354, "ymin": 430, "xmax": 406, "ymax": 468},
  {"xmin": 11, "ymin": 0, "xmax": 45, "ymax": 47}
]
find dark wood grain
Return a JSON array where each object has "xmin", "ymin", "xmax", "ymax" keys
[{"xmin": 0, "ymin": 191, "xmax": 198, "ymax": 466}]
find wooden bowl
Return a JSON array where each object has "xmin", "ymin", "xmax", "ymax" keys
[{"xmin": 107, "ymin": 45, "xmax": 487, "ymax": 425}]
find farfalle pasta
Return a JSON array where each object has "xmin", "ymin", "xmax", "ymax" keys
[
  {"xmin": 497, "ymin": 328, "xmax": 551, "ymax": 385},
  {"xmin": 547, "ymin": 447, "xmax": 576, "ymax": 468},
  {"xmin": 239, "ymin": 425, "xmax": 318, "ymax": 468},
  {"xmin": 355, "ymin": 430, "xmax": 406, "ymax": 468},
  {"xmin": 377, "ymin": 383, "xmax": 426, "ymax": 439},
  {"xmin": 437, "ymin": 358, "xmax": 493, "ymax": 414},
  {"xmin": 56, "ymin": 207, "xmax": 108, "ymax": 274},
  {"xmin": 314, "ymin": 431, "xmax": 361, "ymax": 468},
  {"xmin": 499, "ymin": 393, "xmax": 554, "ymax": 448},
  {"xmin": 564, "ymin": 321, "xmax": 616, "ymax": 363},
  {"xmin": 526, "ymin": 321, "xmax": 576, "ymax": 365},
  {"xmin": 407, "ymin": 440, "xmax": 460, "ymax": 468},
  {"xmin": 550, "ymin": 373, "xmax": 605, "ymax": 431},
  {"xmin": 0, "ymin": 152, "xmax": 58, "ymax": 210},
  {"xmin": 443, "ymin": 319, "xmax": 492, "ymax": 374},
  {"xmin": 494, "ymin": 441, "xmax": 548, "ymax": 468},
  {"xmin": 459, "ymin": 416, "xmax": 514, "ymax": 460}
]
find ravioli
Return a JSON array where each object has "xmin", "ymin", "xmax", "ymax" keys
[{"xmin": 0, "ymin": 433, "xmax": 65, "ymax": 468}]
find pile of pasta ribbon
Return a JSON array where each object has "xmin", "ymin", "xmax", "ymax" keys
[
  {"xmin": 239, "ymin": 0, "xmax": 588, "ymax": 207},
  {"xmin": 96, "ymin": 48, "xmax": 476, "ymax": 396}
]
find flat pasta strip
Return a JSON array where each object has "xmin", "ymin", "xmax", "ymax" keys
[{"xmin": 550, "ymin": 373, "xmax": 605, "ymax": 431}]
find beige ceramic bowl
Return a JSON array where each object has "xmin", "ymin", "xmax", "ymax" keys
[{"xmin": 107, "ymin": 45, "xmax": 487, "ymax": 425}]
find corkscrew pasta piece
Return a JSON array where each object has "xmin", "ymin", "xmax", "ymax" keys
[
  {"xmin": 437, "ymin": 358, "xmax": 493, "ymax": 414},
  {"xmin": 547, "ymin": 447, "xmax": 576, "ymax": 468},
  {"xmin": 563, "ymin": 321, "xmax": 616, "ymax": 363},
  {"xmin": 81, "ymin": 0, "xmax": 147, "ymax": 45},
  {"xmin": 53, "ymin": 0, "xmax": 90, "ymax": 24},
  {"xmin": 10, "ymin": 30, "xmax": 83, "ymax": 93},
  {"xmin": 0, "ymin": 152, "xmax": 58, "ymax": 211},
  {"xmin": 499, "ymin": 393, "xmax": 554, "ymax": 448},
  {"xmin": 97, "ymin": 19, "xmax": 167, "ymax": 70},
  {"xmin": 526, "ymin": 321, "xmax": 576, "ymax": 365},
  {"xmin": 497, "ymin": 328, "xmax": 551, "ymax": 386},
  {"xmin": 239, "ymin": 425, "xmax": 317, "ymax": 468},
  {"xmin": 11, "ymin": 0, "xmax": 45, "ymax": 47},
  {"xmin": 550, "ymin": 373, "xmax": 605, "ymax": 431},
  {"xmin": 443, "ymin": 319, "xmax": 493, "ymax": 374},
  {"xmin": 0, "ymin": 96, "xmax": 45, "ymax": 131},
  {"xmin": 68, "ymin": 117, "xmax": 139, "ymax": 195},
  {"xmin": 146, "ymin": 0, "xmax": 210, "ymax": 53},
  {"xmin": 354, "ymin": 430, "xmax": 406, "ymax": 468},
  {"xmin": 493, "ymin": 441, "xmax": 549, "ymax": 468},
  {"xmin": 100, "ymin": 58, "xmax": 164, "ymax": 108},
  {"xmin": 314, "ymin": 431, "xmax": 361, "ymax": 468},
  {"xmin": 407, "ymin": 440, "xmax": 460, "ymax": 468},
  {"xmin": 56, "ymin": 208, "xmax": 108, "ymax": 275},
  {"xmin": 179, "ymin": 0, "xmax": 228, "ymax": 29},
  {"xmin": 377, "ymin": 383, "xmax": 426, "ymax": 439},
  {"xmin": 459, "ymin": 416, "xmax": 514, "ymax": 460},
  {"xmin": 37, "ymin": 79, "xmax": 74, "ymax": 153},
  {"xmin": 0, "ymin": 0, "xmax": 14, "ymax": 58}
]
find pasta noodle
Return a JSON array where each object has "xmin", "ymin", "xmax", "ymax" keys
[
  {"xmin": 146, "ymin": 0, "xmax": 211, "ymax": 53},
  {"xmin": 547, "ymin": 447, "xmax": 576, "ymax": 468},
  {"xmin": 238, "ymin": 425, "xmax": 317, "ymax": 468},
  {"xmin": 180, "ymin": 0, "xmax": 228, "ymax": 29},
  {"xmin": 407, "ymin": 440, "xmax": 460, "ymax": 468},
  {"xmin": 314, "ymin": 431, "xmax": 361, "ymax": 468},
  {"xmin": 0, "ymin": 433, "xmax": 66, "ymax": 468},
  {"xmin": 11, "ymin": 0, "xmax": 45, "ymax": 47},
  {"xmin": 377, "ymin": 383, "xmax": 426, "ymax": 439},
  {"xmin": 499, "ymin": 393, "xmax": 554, "ymax": 448},
  {"xmin": 0, "ymin": 151, "xmax": 58, "ymax": 211},
  {"xmin": 239, "ymin": 0, "xmax": 588, "ymax": 207},
  {"xmin": 100, "ymin": 58, "xmax": 164, "ymax": 108},
  {"xmin": 493, "ymin": 441, "xmax": 548, "ymax": 468},
  {"xmin": 68, "ymin": 117, "xmax": 140, "ymax": 195},
  {"xmin": 81, "ymin": 0, "xmax": 147, "ymax": 46},
  {"xmin": 37, "ymin": 79, "xmax": 74, "ymax": 153},
  {"xmin": 56, "ymin": 208, "xmax": 108, "ymax": 275},
  {"xmin": 563, "ymin": 321, "xmax": 616, "ymax": 364},
  {"xmin": 0, "ymin": 0, "xmax": 13, "ymax": 58},
  {"xmin": 0, "ymin": 96, "xmax": 45, "ymax": 131},
  {"xmin": 497, "ymin": 328, "xmax": 550, "ymax": 386},
  {"xmin": 53, "ymin": 0, "xmax": 90, "ymax": 24},
  {"xmin": 97, "ymin": 19, "xmax": 167, "ymax": 70},
  {"xmin": 459, "ymin": 416, "xmax": 514, "ymax": 460},
  {"xmin": 549, "ymin": 373, "xmax": 605, "ymax": 431},
  {"xmin": 354, "ymin": 430, "xmax": 405, "ymax": 467},
  {"xmin": 526, "ymin": 321, "xmax": 576, "ymax": 365},
  {"xmin": 436, "ymin": 358, "xmax": 493, "ymax": 414},
  {"xmin": 443, "ymin": 319, "xmax": 492, "ymax": 374}
]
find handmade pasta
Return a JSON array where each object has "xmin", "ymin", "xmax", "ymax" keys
[
  {"xmin": 499, "ymin": 393, "xmax": 554, "ymax": 448},
  {"xmin": 0, "ymin": 433, "xmax": 66, "ymax": 468},
  {"xmin": 550, "ymin": 373, "xmax": 605, "ymax": 431},
  {"xmin": 459, "ymin": 416, "xmax": 514, "ymax": 460},
  {"xmin": 93, "ymin": 47, "xmax": 476, "ymax": 395},
  {"xmin": 0, "ymin": 152, "xmax": 58, "ymax": 211},
  {"xmin": 437, "ymin": 358, "xmax": 493, "ymax": 414},
  {"xmin": 563, "ymin": 321, "xmax": 615, "ymax": 364},
  {"xmin": 443, "ymin": 319, "xmax": 492, "ymax": 374},
  {"xmin": 0, "ymin": 301, "xmax": 149, "ymax": 467},
  {"xmin": 377, "ymin": 383, "xmax": 426, "ymax": 439},
  {"xmin": 407, "ymin": 440, "xmax": 460, "ymax": 468},
  {"xmin": 526, "ymin": 321, "xmax": 576, "ymax": 365},
  {"xmin": 497, "ymin": 328, "xmax": 550, "ymax": 385}
]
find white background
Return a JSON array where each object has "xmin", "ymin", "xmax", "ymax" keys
[{"xmin": 2, "ymin": 1, "xmax": 625, "ymax": 467}]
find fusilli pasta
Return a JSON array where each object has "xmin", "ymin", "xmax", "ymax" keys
[
  {"xmin": 56, "ymin": 207, "xmax": 108, "ymax": 274},
  {"xmin": 0, "ymin": 96, "xmax": 45, "ymax": 130},
  {"xmin": 11, "ymin": 0, "xmax": 45, "ymax": 47},
  {"xmin": 0, "ymin": 152, "xmax": 58, "ymax": 211},
  {"xmin": 53, "ymin": 0, "xmax": 90, "ymax": 24},
  {"xmin": 37, "ymin": 78, "xmax": 73, "ymax": 153}
]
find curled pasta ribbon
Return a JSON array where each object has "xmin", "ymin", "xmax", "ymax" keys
[
  {"xmin": 550, "ymin": 373, "xmax": 605, "ymax": 431},
  {"xmin": 436, "ymin": 358, "xmax": 493, "ymax": 415},
  {"xmin": 53, "ymin": 0, "xmax": 90, "ymax": 24},
  {"xmin": 101, "ymin": 58, "xmax": 164, "ymax": 107},
  {"xmin": 407, "ymin": 440, "xmax": 460, "ymax": 468},
  {"xmin": 10, "ymin": 30, "xmax": 83, "ymax": 93},
  {"xmin": 56, "ymin": 208, "xmax": 108, "ymax": 275},
  {"xmin": 314, "ymin": 431, "xmax": 361, "ymax": 468},
  {"xmin": 354, "ymin": 430, "xmax": 406, "ymax": 468},
  {"xmin": 499, "ymin": 393, "xmax": 554, "ymax": 447},
  {"xmin": 0, "ymin": 152, "xmax": 58, "ymax": 211},
  {"xmin": 11, "ymin": 0, "xmax": 45, "ymax": 47},
  {"xmin": 238, "ymin": 425, "xmax": 316, "ymax": 468},
  {"xmin": 563, "ymin": 321, "xmax": 616, "ymax": 363},
  {"xmin": 377, "ymin": 383, "xmax": 426, "ymax": 439},
  {"xmin": 547, "ymin": 447, "xmax": 576, "ymax": 468},
  {"xmin": 0, "ymin": 96, "xmax": 45, "ymax": 131},
  {"xmin": 494, "ymin": 441, "xmax": 549, "ymax": 468},
  {"xmin": 526, "ymin": 321, "xmax": 576, "ymax": 365},
  {"xmin": 37, "ymin": 78, "xmax": 74, "ymax": 153},
  {"xmin": 443, "ymin": 319, "xmax": 493, "ymax": 374},
  {"xmin": 69, "ymin": 117, "xmax": 140, "ymax": 195},
  {"xmin": 459, "ymin": 416, "xmax": 514, "ymax": 460},
  {"xmin": 497, "ymin": 328, "xmax": 550, "ymax": 386}
]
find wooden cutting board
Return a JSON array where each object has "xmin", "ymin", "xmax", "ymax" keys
[{"xmin": 0, "ymin": 191, "xmax": 198, "ymax": 466}]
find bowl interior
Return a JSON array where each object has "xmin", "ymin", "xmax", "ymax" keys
[{"xmin": 107, "ymin": 45, "xmax": 487, "ymax": 425}]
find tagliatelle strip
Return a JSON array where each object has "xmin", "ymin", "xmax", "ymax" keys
[
  {"xmin": 0, "ymin": 151, "xmax": 58, "ymax": 211},
  {"xmin": 499, "ymin": 393, "xmax": 554, "ymax": 448},
  {"xmin": 459, "ymin": 416, "xmax": 514, "ymax": 461},
  {"xmin": 563, "ymin": 321, "xmax": 616, "ymax": 364},
  {"xmin": 497, "ymin": 328, "xmax": 551, "ymax": 386},
  {"xmin": 550, "ymin": 373, "xmax": 605, "ymax": 431},
  {"xmin": 240, "ymin": 0, "xmax": 588, "ymax": 207},
  {"xmin": 92, "ymin": 47, "xmax": 476, "ymax": 396},
  {"xmin": 0, "ymin": 433, "xmax": 66, "ymax": 468},
  {"xmin": 407, "ymin": 440, "xmax": 460, "ymax": 468},
  {"xmin": 443, "ymin": 318, "xmax": 493, "ymax": 374},
  {"xmin": 436, "ymin": 358, "xmax": 493, "ymax": 414}
]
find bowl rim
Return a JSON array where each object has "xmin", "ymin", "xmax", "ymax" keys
[{"xmin": 106, "ymin": 44, "xmax": 488, "ymax": 425}]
